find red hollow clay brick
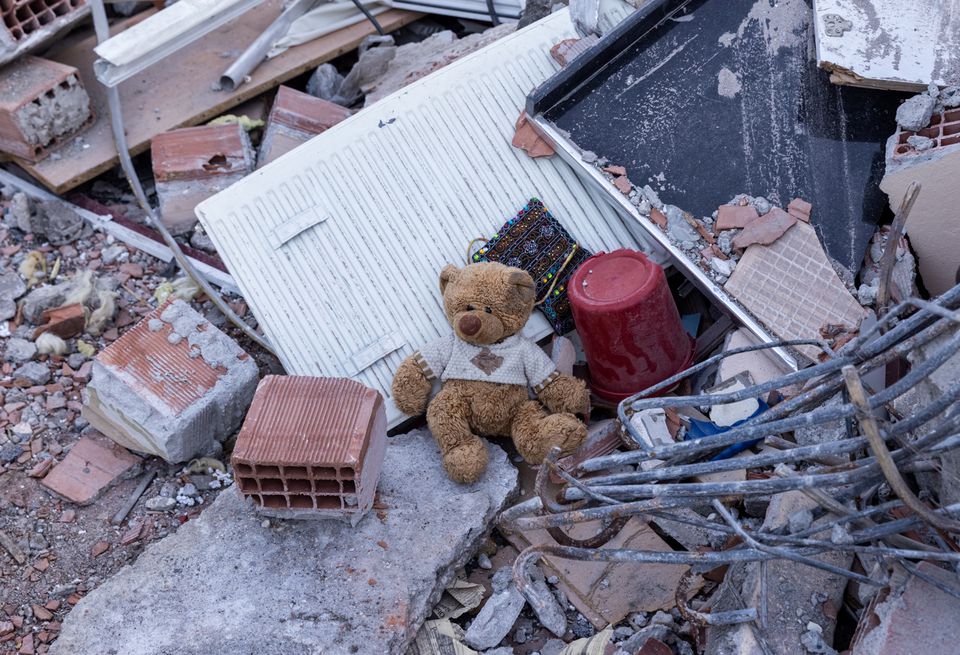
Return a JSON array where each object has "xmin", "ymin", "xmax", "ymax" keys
[
  {"xmin": 0, "ymin": 55, "xmax": 92, "ymax": 162},
  {"xmin": 231, "ymin": 376, "xmax": 387, "ymax": 523},
  {"xmin": 151, "ymin": 123, "xmax": 253, "ymax": 183},
  {"xmin": 892, "ymin": 107, "xmax": 960, "ymax": 159},
  {"xmin": 257, "ymin": 86, "xmax": 352, "ymax": 168},
  {"xmin": 0, "ymin": 0, "xmax": 85, "ymax": 43}
]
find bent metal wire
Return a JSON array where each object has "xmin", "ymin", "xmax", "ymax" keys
[{"xmin": 502, "ymin": 283, "xmax": 960, "ymax": 627}]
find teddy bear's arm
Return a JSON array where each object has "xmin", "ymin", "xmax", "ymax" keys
[
  {"xmin": 390, "ymin": 334, "xmax": 455, "ymax": 416},
  {"xmin": 524, "ymin": 341, "xmax": 590, "ymax": 418},
  {"xmin": 537, "ymin": 374, "xmax": 590, "ymax": 419},
  {"xmin": 391, "ymin": 355, "xmax": 433, "ymax": 416}
]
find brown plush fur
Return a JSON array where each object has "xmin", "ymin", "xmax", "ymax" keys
[{"xmin": 391, "ymin": 262, "xmax": 589, "ymax": 483}]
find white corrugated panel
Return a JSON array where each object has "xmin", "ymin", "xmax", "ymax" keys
[{"xmin": 197, "ymin": 9, "xmax": 663, "ymax": 427}]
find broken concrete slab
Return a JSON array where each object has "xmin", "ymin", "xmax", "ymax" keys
[
  {"xmin": 890, "ymin": 330, "xmax": 960, "ymax": 507},
  {"xmin": 895, "ymin": 92, "xmax": 936, "ymax": 132},
  {"xmin": 725, "ymin": 221, "xmax": 867, "ymax": 363},
  {"xmin": 40, "ymin": 433, "xmax": 141, "ymax": 505},
  {"xmin": 794, "ymin": 394, "xmax": 846, "ymax": 447},
  {"xmin": 49, "ymin": 429, "xmax": 518, "ymax": 655},
  {"xmin": 82, "ymin": 299, "xmax": 259, "ymax": 463},
  {"xmin": 151, "ymin": 123, "xmax": 255, "ymax": 235},
  {"xmin": 0, "ymin": 56, "xmax": 92, "ymax": 162},
  {"xmin": 851, "ymin": 562, "xmax": 960, "ymax": 655},
  {"xmin": 706, "ymin": 492, "xmax": 851, "ymax": 655}
]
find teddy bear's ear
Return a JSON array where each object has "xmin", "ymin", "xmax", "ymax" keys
[
  {"xmin": 439, "ymin": 264, "xmax": 460, "ymax": 295},
  {"xmin": 507, "ymin": 270, "xmax": 536, "ymax": 303}
]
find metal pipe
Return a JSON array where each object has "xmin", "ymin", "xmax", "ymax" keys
[{"xmin": 219, "ymin": 0, "xmax": 320, "ymax": 92}]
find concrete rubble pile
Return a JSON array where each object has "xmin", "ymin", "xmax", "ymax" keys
[{"xmin": 1, "ymin": 1, "xmax": 959, "ymax": 655}]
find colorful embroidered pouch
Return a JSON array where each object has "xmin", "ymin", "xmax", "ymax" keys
[{"xmin": 473, "ymin": 198, "xmax": 591, "ymax": 334}]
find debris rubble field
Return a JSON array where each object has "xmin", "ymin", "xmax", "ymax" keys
[{"xmin": 1, "ymin": 1, "xmax": 959, "ymax": 654}]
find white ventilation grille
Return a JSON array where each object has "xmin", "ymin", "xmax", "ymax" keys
[{"xmin": 197, "ymin": 10, "xmax": 662, "ymax": 427}]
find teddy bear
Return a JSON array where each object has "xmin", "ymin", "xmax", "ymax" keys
[{"xmin": 391, "ymin": 262, "xmax": 590, "ymax": 483}]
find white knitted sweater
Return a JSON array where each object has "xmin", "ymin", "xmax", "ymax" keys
[{"xmin": 414, "ymin": 333, "xmax": 559, "ymax": 393}]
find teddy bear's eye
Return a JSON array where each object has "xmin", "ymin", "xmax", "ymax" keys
[
  {"xmin": 466, "ymin": 305, "xmax": 475, "ymax": 311},
  {"xmin": 484, "ymin": 307, "xmax": 493, "ymax": 314}
]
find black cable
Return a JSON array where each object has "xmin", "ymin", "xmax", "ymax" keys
[
  {"xmin": 486, "ymin": 0, "xmax": 500, "ymax": 25},
  {"xmin": 350, "ymin": 0, "xmax": 385, "ymax": 35}
]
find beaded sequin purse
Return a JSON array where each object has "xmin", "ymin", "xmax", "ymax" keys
[{"xmin": 472, "ymin": 198, "xmax": 591, "ymax": 335}]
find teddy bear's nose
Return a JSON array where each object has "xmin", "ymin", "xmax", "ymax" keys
[{"xmin": 458, "ymin": 314, "xmax": 482, "ymax": 336}]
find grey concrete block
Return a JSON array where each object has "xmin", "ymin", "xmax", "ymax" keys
[{"xmin": 82, "ymin": 299, "xmax": 258, "ymax": 463}]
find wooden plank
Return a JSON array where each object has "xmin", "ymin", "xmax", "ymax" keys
[
  {"xmin": 814, "ymin": 0, "xmax": 960, "ymax": 91},
  {"xmin": 15, "ymin": 2, "xmax": 420, "ymax": 193}
]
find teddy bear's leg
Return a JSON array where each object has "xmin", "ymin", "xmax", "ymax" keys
[
  {"xmin": 510, "ymin": 401, "xmax": 587, "ymax": 465},
  {"xmin": 427, "ymin": 387, "xmax": 489, "ymax": 484}
]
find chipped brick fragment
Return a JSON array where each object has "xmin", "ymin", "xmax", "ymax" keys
[
  {"xmin": 35, "ymin": 304, "xmax": 84, "ymax": 339},
  {"xmin": 613, "ymin": 175, "xmax": 632, "ymax": 194},
  {"xmin": 151, "ymin": 123, "xmax": 255, "ymax": 235},
  {"xmin": 511, "ymin": 111, "xmax": 554, "ymax": 158},
  {"xmin": 40, "ymin": 434, "xmax": 140, "ymax": 505},
  {"xmin": 732, "ymin": 207, "xmax": 797, "ymax": 250},
  {"xmin": 650, "ymin": 207, "xmax": 668, "ymax": 229},
  {"xmin": 0, "ymin": 56, "xmax": 92, "ymax": 162},
  {"xmin": 787, "ymin": 197, "xmax": 812, "ymax": 222},
  {"xmin": 81, "ymin": 299, "xmax": 258, "ymax": 463},
  {"xmin": 715, "ymin": 204, "xmax": 759, "ymax": 231}
]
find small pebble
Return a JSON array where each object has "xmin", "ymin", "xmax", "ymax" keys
[{"xmin": 145, "ymin": 496, "xmax": 176, "ymax": 512}]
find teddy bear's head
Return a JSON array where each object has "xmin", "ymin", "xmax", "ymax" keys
[{"xmin": 439, "ymin": 263, "xmax": 536, "ymax": 345}]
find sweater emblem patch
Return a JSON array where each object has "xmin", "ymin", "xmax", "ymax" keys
[{"xmin": 471, "ymin": 348, "xmax": 504, "ymax": 375}]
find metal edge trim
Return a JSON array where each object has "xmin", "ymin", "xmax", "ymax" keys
[{"xmin": 531, "ymin": 115, "xmax": 799, "ymax": 371}]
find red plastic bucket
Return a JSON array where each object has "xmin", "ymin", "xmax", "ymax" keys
[{"xmin": 569, "ymin": 249, "xmax": 694, "ymax": 402}]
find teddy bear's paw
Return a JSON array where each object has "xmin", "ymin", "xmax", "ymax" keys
[
  {"xmin": 538, "ymin": 413, "xmax": 587, "ymax": 456},
  {"xmin": 392, "ymin": 359, "xmax": 433, "ymax": 416},
  {"xmin": 442, "ymin": 439, "xmax": 489, "ymax": 484}
]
